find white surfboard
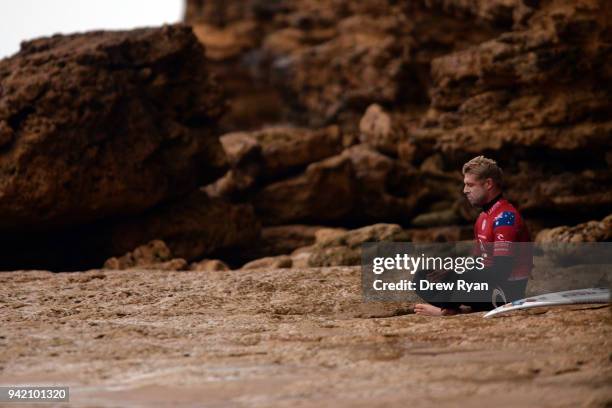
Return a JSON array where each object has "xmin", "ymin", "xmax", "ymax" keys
[{"xmin": 484, "ymin": 288, "xmax": 610, "ymax": 318}]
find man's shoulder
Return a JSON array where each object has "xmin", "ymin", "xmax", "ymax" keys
[
  {"xmin": 491, "ymin": 199, "xmax": 523, "ymax": 227},
  {"xmin": 497, "ymin": 198, "xmax": 520, "ymax": 212}
]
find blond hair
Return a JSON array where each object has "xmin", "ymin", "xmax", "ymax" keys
[{"xmin": 462, "ymin": 156, "xmax": 503, "ymax": 187}]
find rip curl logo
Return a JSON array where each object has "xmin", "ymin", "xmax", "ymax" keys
[{"xmin": 496, "ymin": 233, "xmax": 505, "ymax": 240}]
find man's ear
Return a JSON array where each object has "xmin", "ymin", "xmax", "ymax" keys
[{"xmin": 485, "ymin": 178, "xmax": 494, "ymax": 191}]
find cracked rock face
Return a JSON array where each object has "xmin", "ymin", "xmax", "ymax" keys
[
  {"xmin": 0, "ymin": 25, "xmax": 227, "ymax": 232},
  {"xmin": 187, "ymin": 0, "xmax": 611, "ymax": 231},
  {"xmin": 2, "ymin": 2, "xmax": 610, "ymax": 271}
]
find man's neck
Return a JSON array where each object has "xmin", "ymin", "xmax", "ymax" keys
[{"xmin": 481, "ymin": 193, "xmax": 503, "ymax": 212}]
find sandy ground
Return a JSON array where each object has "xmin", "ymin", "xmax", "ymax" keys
[{"xmin": 0, "ymin": 267, "xmax": 610, "ymax": 408}]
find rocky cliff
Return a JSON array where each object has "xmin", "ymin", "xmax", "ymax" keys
[
  {"xmin": 0, "ymin": 26, "xmax": 258, "ymax": 270},
  {"xmin": 0, "ymin": 1, "xmax": 609, "ymax": 270},
  {"xmin": 183, "ymin": 0, "xmax": 611, "ymax": 268}
]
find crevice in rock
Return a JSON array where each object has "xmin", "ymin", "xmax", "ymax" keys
[{"xmin": 7, "ymin": 106, "xmax": 35, "ymax": 132}]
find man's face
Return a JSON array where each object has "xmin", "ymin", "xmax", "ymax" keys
[{"xmin": 463, "ymin": 173, "xmax": 489, "ymax": 207}]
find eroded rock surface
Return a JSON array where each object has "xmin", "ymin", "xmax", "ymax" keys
[
  {"xmin": 0, "ymin": 25, "xmax": 227, "ymax": 231},
  {"xmin": 103, "ymin": 240, "xmax": 188, "ymax": 271},
  {"xmin": 187, "ymin": 0, "xmax": 611, "ymax": 239},
  {"xmin": 185, "ymin": 0, "xmax": 511, "ymax": 128},
  {"xmin": 536, "ymin": 214, "xmax": 612, "ymax": 243}
]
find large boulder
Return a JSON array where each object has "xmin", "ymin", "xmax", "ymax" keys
[
  {"xmin": 239, "ymin": 223, "xmax": 408, "ymax": 269},
  {"xmin": 221, "ymin": 125, "xmax": 344, "ymax": 179},
  {"xmin": 238, "ymin": 223, "xmax": 474, "ymax": 270},
  {"xmin": 504, "ymin": 165, "xmax": 612, "ymax": 219},
  {"xmin": 103, "ymin": 240, "xmax": 188, "ymax": 271},
  {"xmin": 419, "ymin": 19, "xmax": 612, "ymax": 156},
  {"xmin": 253, "ymin": 154, "xmax": 357, "ymax": 225},
  {"xmin": 534, "ymin": 214, "xmax": 611, "ymax": 267},
  {"xmin": 340, "ymin": 144, "xmax": 428, "ymax": 224},
  {"xmin": 241, "ymin": 255, "xmax": 293, "ymax": 270},
  {"xmin": 206, "ymin": 125, "xmax": 344, "ymax": 199},
  {"xmin": 0, "ymin": 25, "xmax": 227, "ymax": 232},
  {"xmin": 189, "ymin": 259, "xmax": 231, "ymax": 271},
  {"xmin": 536, "ymin": 214, "xmax": 612, "ymax": 243},
  {"xmin": 293, "ymin": 223, "xmax": 408, "ymax": 268}
]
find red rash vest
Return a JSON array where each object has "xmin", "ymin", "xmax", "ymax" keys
[{"xmin": 474, "ymin": 196, "xmax": 532, "ymax": 281}]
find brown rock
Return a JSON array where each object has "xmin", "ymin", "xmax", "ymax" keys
[
  {"xmin": 240, "ymin": 225, "xmax": 323, "ymax": 261},
  {"xmin": 341, "ymin": 144, "xmax": 428, "ymax": 223},
  {"xmin": 185, "ymin": 1, "xmax": 262, "ymax": 26},
  {"xmin": 185, "ymin": 0, "xmax": 503, "ymax": 127},
  {"xmin": 242, "ymin": 255, "xmax": 293, "ymax": 270},
  {"xmin": 204, "ymin": 169, "xmax": 259, "ymax": 199},
  {"xmin": 536, "ymin": 214, "xmax": 612, "ymax": 243},
  {"xmin": 534, "ymin": 214, "xmax": 612, "ymax": 266},
  {"xmin": 109, "ymin": 191, "xmax": 260, "ymax": 262},
  {"xmin": 252, "ymin": 143, "xmax": 457, "ymax": 227},
  {"xmin": 253, "ymin": 126, "xmax": 344, "ymax": 178},
  {"xmin": 303, "ymin": 247, "xmax": 361, "ymax": 268},
  {"xmin": 192, "ymin": 22, "xmax": 258, "ymax": 61},
  {"xmin": 419, "ymin": 154, "xmax": 445, "ymax": 173},
  {"xmin": 253, "ymin": 154, "xmax": 357, "ymax": 225},
  {"xmin": 103, "ymin": 240, "xmax": 188, "ymax": 271},
  {"xmin": 416, "ymin": 1, "xmax": 611, "ymax": 157},
  {"xmin": 411, "ymin": 208, "xmax": 462, "ymax": 228},
  {"xmin": 190, "ymin": 259, "xmax": 231, "ymax": 272},
  {"xmin": 265, "ymin": 13, "xmax": 408, "ymax": 124},
  {"xmin": 404, "ymin": 226, "xmax": 472, "ymax": 243},
  {"xmin": 222, "ymin": 125, "xmax": 344, "ymax": 177},
  {"xmin": 359, "ymin": 104, "xmax": 414, "ymax": 156},
  {"xmin": 0, "ymin": 25, "xmax": 227, "ymax": 232},
  {"xmin": 295, "ymin": 223, "xmax": 408, "ymax": 268},
  {"xmin": 219, "ymin": 131, "xmax": 262, "ymax": 167},
  {"xmin": 505, "ymin": 166, "xmax": 612, "ymax": 216},
  {"xmin": 289, "ymin": 223, "xmax": 469, "ymax": 268},
  {"xmin": 0, "ymin": 120, "xmax": 14, "ymax": 148},
  {"xmin": 314, "ymin": 227, "xmax": 348, "ymax": 244},
  {"xmin": 204, "ymin": 131, "xmax": 263, "ymax": 198},
  {"xmin": 317, "ymin": 223, "xmax": 406, "ymax": 248},
  {"xmin": 206, "ymin": 126, "xmax": 344, "ymax": 199},
  {"xmin": 186, "ymin": 3, "xmax": 286, "ymax": 131},
  {"xmin": 409, "ymin": 0, "xmax": 612, "ymax": 221},
  {"xmin": 421, "ymin": 0, "xmax": 534, "ymax": 28},
  {"xmin": 397, "ymin": 141, "xmax": 417, "ymax": 163}
]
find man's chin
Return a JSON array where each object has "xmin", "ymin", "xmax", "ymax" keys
[{"xmin": 468, "ymin": 199, "xmax": 483, "ymax": 208}]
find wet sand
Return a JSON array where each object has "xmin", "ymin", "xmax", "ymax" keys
[{"xmin": 1, "ymin": 267, "xmax": 610, "ymax": 407}]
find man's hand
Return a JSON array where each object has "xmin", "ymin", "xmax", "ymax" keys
[{"xmin": 426, "ymin": 270, "xmax": 448, "ymax": 282}]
